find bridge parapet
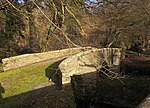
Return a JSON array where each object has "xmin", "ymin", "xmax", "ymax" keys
[
  {"xmin": 59, "ymin": 48, "xmax": 122, "ymax": 84},
  {"xmin": 2, "ymin": 47, "xmax": 92, "ymax": 71}
]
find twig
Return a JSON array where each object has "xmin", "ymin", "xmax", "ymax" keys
[{"xmin": 32, "ymin": 1, "xmax": 79, "ymax": 47}]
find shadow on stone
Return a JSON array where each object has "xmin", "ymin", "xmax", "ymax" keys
[
  {"xmin": 120, "ymin": 57, "xmax": 150, "ymax": 75},
  {"xmin": 45, "ymin": 58, "xmax": 65, "ymax": 90},
  {"xmin": 71, "ymin": 72, "xmax": 150, "ymax": 108}
]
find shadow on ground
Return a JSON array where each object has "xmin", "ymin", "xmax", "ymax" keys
[
  {"xmin": 0, "ymin": 84, "xmax": 75, "ymax": 108},
  {"xmin": 1, "ymin": 72, "xmax": 150, "ymax": 108},
  {"xmin": 1, "ymin": 71, "xmax": 150, "ymax": 108}
]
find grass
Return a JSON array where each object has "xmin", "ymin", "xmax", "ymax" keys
[
  {"xmin": 0, "ymin": 59, "xmax": 75, "ymax": 108},
  {"xmin": 0, "ymin": 61, "xmax": 52, "ymax": 98}
]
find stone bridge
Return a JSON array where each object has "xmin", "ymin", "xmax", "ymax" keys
[
  {"xmin": 59, "ymin": 48, "xmax": 122, "ymax": 84},
  {"xmin": 2, "ymin": 47, "xmax": 150, "ymax": 107},
  {"xmin": 2, "ymin": 47, "xmax": 122, "ymax": 82},
  {"xmin": 58, "ymin": 48, "xmax": 150, "ymax": 108}
]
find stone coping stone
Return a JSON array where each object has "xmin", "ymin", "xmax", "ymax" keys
[{"xmin": 2, "ymin": 47, "xmax": 93, "ymax": 71}]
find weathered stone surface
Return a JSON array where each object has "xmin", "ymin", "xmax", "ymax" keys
[
  {"xmin": 71, "ymin": 74, "xmax": 150, "ymax": 108},
  {"xmin": 59, "ymin": 48, "xmax": 122, "ymax": 84},
  {"xmin": 137, "ymin": 94, "xmax": 150, "ymax": 108},
  {"xmin": 2, "ymin": 47, "xmax": 92, "ymax": 71}
]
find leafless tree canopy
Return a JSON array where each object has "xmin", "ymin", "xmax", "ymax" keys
[{"xmin": 0, "ymin": 0, "xmax": 150, "ymax": 58}]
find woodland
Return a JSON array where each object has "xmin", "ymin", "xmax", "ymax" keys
[{"xmin": 0, "ymin": 0, "xmax": 150, "ymax": 58}]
